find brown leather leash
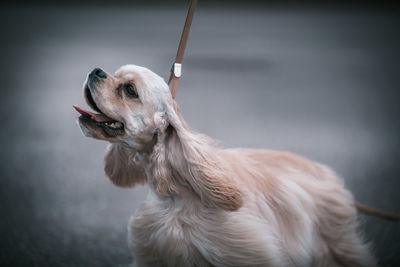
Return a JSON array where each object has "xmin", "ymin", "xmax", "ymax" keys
[{"xmin": 168, "ymin": 0, "xmax": 198, "ymax": 99}]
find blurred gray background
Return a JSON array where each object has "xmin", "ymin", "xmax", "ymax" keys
[{"xmin": 0, "ymin": 1, "xmax": 399, "ymax": 266}]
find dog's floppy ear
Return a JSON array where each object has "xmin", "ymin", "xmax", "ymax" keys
[
  {"xmin": 157, "ymin": 102, "xmax": 243, "ymax": 211},
  {"xmin": 104, "ymin": 144, "xmax": 147, "ymax": 187}
]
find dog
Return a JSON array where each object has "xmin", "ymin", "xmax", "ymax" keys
[{"xmin": 74, "ymin": 64, "xmax": 396, "ymax": 266}]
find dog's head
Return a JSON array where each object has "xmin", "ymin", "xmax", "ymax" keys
[{"xmin": 74, "ymin": 64, "xmax": 171, "ymax": 150}]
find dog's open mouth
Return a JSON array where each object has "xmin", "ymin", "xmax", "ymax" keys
[{"xmin": 73, "ymin": 85, "xmax": 124, "ymax": 134}]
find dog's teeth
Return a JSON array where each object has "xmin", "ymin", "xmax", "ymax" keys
[{"xmin": 104, "ymin": 121, "xmax": 122, "ymax": 129}]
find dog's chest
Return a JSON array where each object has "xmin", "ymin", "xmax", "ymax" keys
[{"xmin": 129, "ymin": 198, "xmax": 216, "ymax": 266}]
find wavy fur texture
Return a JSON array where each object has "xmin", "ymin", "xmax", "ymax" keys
[{"xmin": 81, "ymin": 65, "xmax": 375, "ymax": 266}]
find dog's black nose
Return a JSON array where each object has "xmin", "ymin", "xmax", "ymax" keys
[{"xmin": 91, "ymin": 68, "xmax": 107, "ymax": 79}]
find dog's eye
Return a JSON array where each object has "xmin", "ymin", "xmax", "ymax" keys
[{"xmin": 125, "ymin": 83, "xmax": 138, "ymax": 98}]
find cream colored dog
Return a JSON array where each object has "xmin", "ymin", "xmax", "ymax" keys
[{"xmin": 74, "ymin": 65, "xmax": 379, "ymax": 266}]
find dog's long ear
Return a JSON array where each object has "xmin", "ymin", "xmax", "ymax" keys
[
  {"xmin": 104, "ymin": 144, "xmax": 147, "ymax": 187},
  {"xmin": 159, "ymin": 102, "xmax": 243, "ymax": 211}
]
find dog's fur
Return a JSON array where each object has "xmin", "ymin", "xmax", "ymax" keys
[{"xmin": 77, "ymin": 65, "xmax": 376, "ymax": 266}]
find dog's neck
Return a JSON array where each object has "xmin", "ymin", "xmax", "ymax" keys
[
  {"xmin": 121, "ymin": 125, "xmax": 196, "ymax": 201},
  {"xmin": 108, "ymin": 120, "xmax": 242, "ymax": 212}
]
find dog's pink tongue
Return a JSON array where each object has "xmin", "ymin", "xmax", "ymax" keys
[{"xmin": 73, "ymin": 105, "xmax": 114, "ymax": 123}]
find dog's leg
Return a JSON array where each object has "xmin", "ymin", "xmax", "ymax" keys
[
  {"xmin": 331, "ymin": 230, "xmax": 376, "ymax": 267},
  {"xmin": 315, "ymin": 206, "xmax": 376, "ymax": 267}
]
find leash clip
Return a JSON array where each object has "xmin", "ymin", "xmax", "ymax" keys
[{"xmin": 171, "ymin": 63, "xmax": 182, "ymax": 78}]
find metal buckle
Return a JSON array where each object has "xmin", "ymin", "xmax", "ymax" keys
[{"xmin": 171, "ymin": 63, "xmax": 182, "ymax": 78}]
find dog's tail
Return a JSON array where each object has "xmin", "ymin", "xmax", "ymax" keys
[{"xmin": 355, "ymin": 201, "xmax": 400, "ymax": 221}]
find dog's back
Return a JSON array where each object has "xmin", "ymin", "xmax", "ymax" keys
[{"xmin": 219, "ymin": 148, "xmax": 375, "ymax": 266}]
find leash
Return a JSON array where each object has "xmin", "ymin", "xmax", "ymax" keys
[{"xmin": 168, "ymin": 0, "xmax": 198, "ymax": 99}]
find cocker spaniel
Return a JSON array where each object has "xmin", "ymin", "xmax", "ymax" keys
[{"xmin": 74, "ymin": 64, "xmax": 383, "ymax": 266}]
